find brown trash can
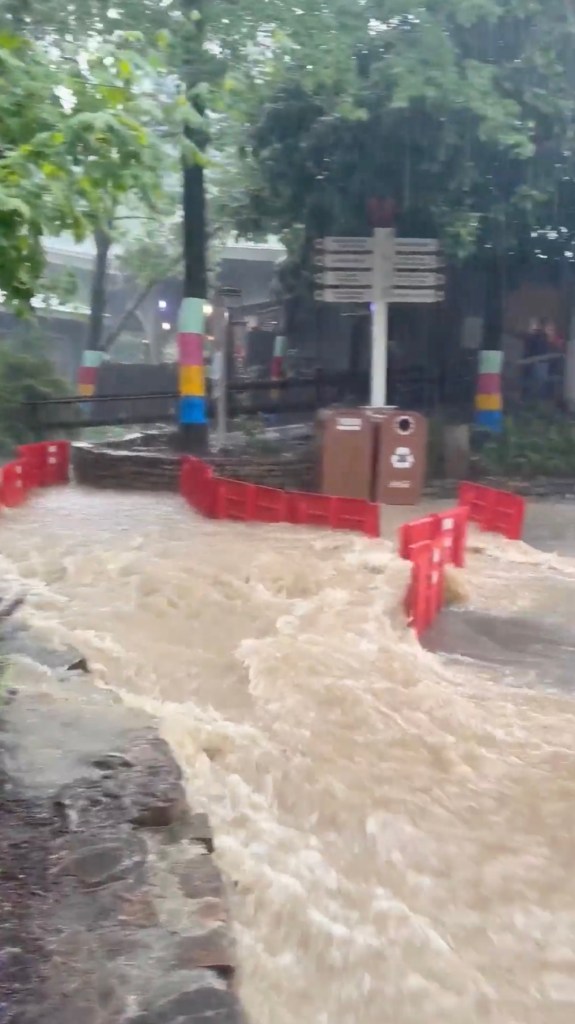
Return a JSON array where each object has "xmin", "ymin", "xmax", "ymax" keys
[
  {"xmin": 374, "ymin": 410, "xmax": 428, "ymax": 505},
  {"xmin": 319, "ymin": 408, "xmax": 375, "ymax": 500}
]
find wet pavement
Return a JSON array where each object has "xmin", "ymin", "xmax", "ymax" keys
[{"xmin": 426, "ymin": 499, "xmax": 575, "ymax": 693}]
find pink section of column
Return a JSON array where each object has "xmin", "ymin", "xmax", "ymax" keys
[{"xmin": 178, "ymin": 332, "xmax": 203, "ymax": 366}]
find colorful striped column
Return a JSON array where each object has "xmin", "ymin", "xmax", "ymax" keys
[
  {"xmin": 177, "ymin": 297, "xmax": 207, "ymax": 449},
  {"xmin": 77, "ymin": 350, "xmax": 103, "ymax": 398},
  {"xmin": 474, "ymin": 350, "xmax": 503, "ymax": 432}
]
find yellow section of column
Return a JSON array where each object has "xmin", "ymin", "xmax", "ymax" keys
[
  {"xmin": 179, "ymin": 364, "xmax": 205, "ymax": 397},
  {"xmin": 475, "ymin": 393, "xmax": 502, "ymax": 412}
]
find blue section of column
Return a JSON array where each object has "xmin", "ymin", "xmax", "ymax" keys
[
  {"xmin": 474, "ymin": 409, "xmax": 503, "ymax": 432},
  {"xmin": 180, "ymin": 396, "xmax": 207, "ymax": 425}
]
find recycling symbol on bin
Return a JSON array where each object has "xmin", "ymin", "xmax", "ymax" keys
[{"xmin": 391, "ymin": 446, "xmax": 415, "ymax": 470}]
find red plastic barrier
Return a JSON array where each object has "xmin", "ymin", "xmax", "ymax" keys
[
  {"xmin": 331, "ymin": 496, "xmax": 380, "ymax": 538},
  {"xmin": 196, "ymin": 463, "xmax": 215, "ymax": 518},
  {"xmin": 458, "ymin": 482, "xmax": 495, "ymax": 527},
  {"xmin": 17, "ymin": 441, "xmax": 70, "ymax": 488},
  {"xmin": 1, "ymin": 461, "xmax": 28, "ymax": 508},
  {"xmin": 486, "ymin": 490, "xmax": 525, "ymax": 540},
  {"xmin": 400, "ymin": 507, "xmax": 468, "ymax": 568},
  {"xmin": 16, "ymin": 443, "xmax": 45, "ymax": 488},
  {"xmin": 399, "ymin": 514, "xmax": 438, "ymax": 560},
  {"xmin": 252, "ymin": 485, "xmax": 290, "ymax": 524},
  {"xmin": 458, "ymin": 482, "xmax": 525, "ymax": 541},
  {"xmin": 406, "ymin": 538, "xmax": 445, "ymax": 636},
  {"xmin": 180, "ymin": 456, "xmax": 202, "ymax": 506},
  {"xmin": 288, "ymin": 491, "xmax": 380, "ymax": 537},
  {"xmin": 213, "ymin": 478, "xmax": 256, "ymax": 521},
  {"xmin": 43, "ymin": 441, "xmax": 70, "ymax": 485},
  {"xmin": 435, "ymin": 506, "xmax": 468, "ymax": 568},
  {"xmin": 180, "ymin": 456, "xmax": 216, "ymax": 517},
  {"xmin": 288, "ymin": 491, "xmax": 333, "ymax": 529}
]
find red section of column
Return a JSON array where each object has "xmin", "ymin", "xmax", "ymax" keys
[
  {"xmin": 476, "ymin": 372, "xmax": 501, "ymax": 396},
  {"xmin": 77, "ymin": 366, "xmax": 98, "ymax": 387}
]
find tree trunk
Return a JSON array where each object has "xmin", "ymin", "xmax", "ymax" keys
[
  {"xmin": 178, "ymin": 0, "xmax": 209, "ymax": 452},
  {"xmin": 482, "ymin": 250, "xmax": 505, "ymax": 350},
  {"xmin": 86, "ymin": 227, "xmax": 111, "ymax": 352}
]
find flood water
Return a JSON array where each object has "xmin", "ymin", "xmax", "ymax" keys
[{"xmin": 2, "ymin": 488, "xmax": 575, "ymax": 1023}]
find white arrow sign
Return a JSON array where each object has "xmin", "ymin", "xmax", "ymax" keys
[
  {"xmin": 394, "ymin": 254, "xmax": 442, "ymax": 270},
  {"xmin": 315, "ymin": 236, "xmax": 374, "ymax": 253},
  {"xmin": 316, "ymin": 270, "xmax": 373, "ymax": 287},
  {"xmin": 315, "ymin": 252, "xmax": 374, "ymax": 270},
  {"xmin": 390, "ymin": 289, "xmax": 444, "ymax": 303},
  {"xmin": 393, "ymin": 272, "xmax": 445, "ymax": 288},
  {"xmin": 395, "ymin": 238, "xmax": 440, "ymax": 253},
  {"xmin": 315, "ymin": 287, "xmax": 372, "ymax": 303}
]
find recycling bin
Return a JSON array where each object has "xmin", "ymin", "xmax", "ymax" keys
[
  {"xmin": 319, "ymin": 408, "xmax": 375, "ymax": 500},
  {"xmin": 374, "ymin": 410, "xmax": 428, "ymax": 505}
]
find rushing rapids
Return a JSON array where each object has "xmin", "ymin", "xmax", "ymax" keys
[{"xmin": 2, "ymin": 486, "xmax": 575, "ymax": 1024}]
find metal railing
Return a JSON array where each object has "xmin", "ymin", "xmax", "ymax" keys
[{"xmin": 23, "ymin": 368, "xmax": 467, "ymax": 432}]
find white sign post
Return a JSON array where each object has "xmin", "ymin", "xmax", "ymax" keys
[
  {"xmin": 314, "ymin": 230, "xmax": 443, "ymax": 407},
  {"xmin": 211, "ymin": 300, "xmax": 228, "ymax": 450},
  {"xmin": 371, "ymin": 228, "xmax": 394, "ymax": 407}
]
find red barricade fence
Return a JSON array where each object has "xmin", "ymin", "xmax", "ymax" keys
[
  {"xmin": 43, "ymin": 442, "xmax": 70, "ymax": 486},
  {"xmin": 17, "ymin": 441, "xmax": 70, "ymax": 488},
  {"xmin": 252, "ymin": 485, "xmax": 290, "ymax": 524},
  {"xmin": 458, "ymin": 482, "xmax": 525, "ymax": 541},
  {"xmin": 405, "ymin": 538, "xmax": 445, "ymax": 636},
  {"xmin": 399, "ymin": 506, "xmax": 468, "ymax": 569},
  {"xmin": 436, "ymin": 506, "xmax": 469, "ymax": 567},
  {"xmin": 173, "ymin": 462, "xmax": 528, "ymax": 639},
  {"xmin": 180, "ymin": 456, "xmax": 215, "ymax": 518},
  {"xmin": 0, "ymin": 445, "xmax": 527, "ymax": 640},
  {"xmin": 179, "ymin": 456, "xmax": 380, "ymax": 539},
  {"xmin": 213, "ymin": 478, "xmax": 256, "ymax": 521},
  {"xmin": 1, "ymin": 460, "xmax": 28, "ymax": 508},
  {"xmin": 288, "ymin": 491, "xmax": 333, "ymax": 529}
]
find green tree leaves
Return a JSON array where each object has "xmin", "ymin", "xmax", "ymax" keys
[{"xmin": 0, "ymin": 28, "xmax": 194, "ymax": 309}]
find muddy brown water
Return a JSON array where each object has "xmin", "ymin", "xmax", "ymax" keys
[{"xmin": 2, "ymin": 489, "xmax": 575, "ymax": 1023}]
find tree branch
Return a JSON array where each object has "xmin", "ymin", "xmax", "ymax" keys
[{"xmin": 102, "ymin": 256, "xmax": 180, "ymax": 352}]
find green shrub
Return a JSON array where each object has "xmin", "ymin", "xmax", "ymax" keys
[
  {"xmin": 479, "ymin": 411, "xmax": 575, "ymax": 478},
  {"xmin": 0, "ymin": 341, "xmax": 71, "ymax": 457}
]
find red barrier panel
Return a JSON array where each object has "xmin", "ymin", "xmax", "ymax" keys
[
  {"xmin": 331, "ymin": 496, "xmax": 381, "ymax": 538},
  {"xmin": 436, "ymin": 506, "xmax": 469, "ymax": 568},
  {"xmin": 399, "ymin": 514, "xmax": 438, "ymax": 560},
  {"xmin": 196, "ymin": 464, "xmax": 215, "ymax": 518},
  {"xmin": 458, "ymin": 482, "xmax": 496, "ymax": 528},
  {"xmin": 252, "ymin": 485, "xmax": 290, "ymax": 524},
  {"xmin": 180, "ymin": 457, "xmax": 216, "ymax": 517},
  {"xmin": 17, "ymin": 443, "xmax": 45, "ymax": 488},
  {"xmin": 213, "ymin": 478, "xmax": 256, "ymax": 521},
  {"xmin": 458, "ymin": 482, "xmax": 525, "ymax": 541},
  {"xmin": 17, "ymin": 441, "xmax": 70, "ymax": 488},
  {"xmin": 288, "ymin": 491, "xmax": 333, "ymax": 529},
  {"xmin": 1, "ymin": 461, "xmax": 28, "ymax": 508},
  {"xmin": 43, "ymin": 441, "xmax": 70, "ymax": 485},
  {"xmin": 180, "ymin": 456, "xmax": 202, "ymax": 506},
  {"xmin": 406, "ymin": 538, "xmax": 444, "ymax": 636},
  {"xmin": 485, "ymin": 490, "xmax": 525, "ymax": 541},
  {"xmin": 400, "ymin": 507, "xmax": 468, "ymax": 573}
]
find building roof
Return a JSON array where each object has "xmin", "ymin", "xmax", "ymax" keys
[{"xmin": 44, "ymin": 234, "xmax": 286, "ymax": 269}]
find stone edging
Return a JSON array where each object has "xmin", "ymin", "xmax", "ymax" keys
[
  {"xmin": 0, "ymin": 628, "xmax": 246, "ymax": 1023},
  {"xmin": 72, "ymin": 439, "xmax": 317, "ymax": 494}
]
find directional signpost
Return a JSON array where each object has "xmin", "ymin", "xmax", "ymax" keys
[
  {"xmin": 314, "ymin": 229, "xmax": 444, "ymax": 405},
  {"xmin": 315, "ymin": 287, "xmax": 374, "ymax": 303}
]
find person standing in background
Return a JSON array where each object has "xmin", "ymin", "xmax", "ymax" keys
[{"xmin": 523, "ymin": 318, "xmax": 553, "ymax": 400}]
